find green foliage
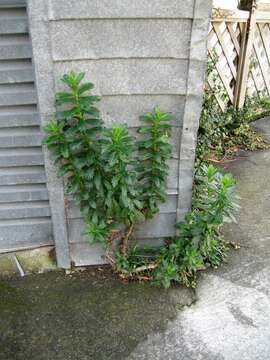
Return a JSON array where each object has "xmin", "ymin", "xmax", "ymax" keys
[
  {"xmin": 44, "ymin": 71, "xmax": 241, "ymax": 290},
  {"xmin": 44, "ymin": 71, "xmax": 110, "ymax": 245},
  {"xmin": 137, "ymin": 108, "xmax": 173, "ymax": 218},
  {"xmin": 115, "ymin": 245, "xmax": 158, "ymax": 274},
  {"xmin": 105, "ymin": 50, "xmax": 267, "ymax": 288},
  {"xmin": 101, "ymin": 124, "xmax": 144, "ymax": 225},
  {"xmin": 153, "ymin": 55, "xmax": 270, "ymax": 289},
  {"xmin": 44, "ymin": 71, "xmax": 172, "ymax": 252},
  {"xmin": 198, "ymin": 60, "xmax": 270, "ymax": 164},
  {"xmin": 153, "ymin": 165, "xmax": 238, "ymax": 288}
]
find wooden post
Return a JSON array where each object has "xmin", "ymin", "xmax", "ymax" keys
[
  {"xmin": 235, "ymin": 5, "xmax": 257, "ymax": 108},
  {"xmin": 239, "ymin": 0, "xmax": 256, "ymax": 10},
  {"xmin": 233, "ymin": 22, "xmax": 248, "ymax": 106}
]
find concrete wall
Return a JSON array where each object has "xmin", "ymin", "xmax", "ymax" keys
[{"xmin": 28, "ymin": 0, "xmax": 212, "ymax": 266}]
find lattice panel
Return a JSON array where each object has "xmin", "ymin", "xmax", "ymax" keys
[
  {"xmin": 247, "ymin": 23, "xmax": 270, "ymax": 97},
  {"xmin": 207, "ymin": 20, "xmax": 243, "ymax": 111}
]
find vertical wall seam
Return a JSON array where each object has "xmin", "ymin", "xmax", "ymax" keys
[
  {"xmin": 27, "ymin": 0, "xmax": 70, "ymax": 268},
  {"xmin": 176, "ymin": 0, "xmax": 212, "ymax": 222}
]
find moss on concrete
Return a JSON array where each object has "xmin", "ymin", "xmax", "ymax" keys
[
  {"xmin": 0, "ymin": 255, "xmax": 18, "ymax": 278},
  {"xmin": 16, "ymin": 246, "xmax": 57, "ymax": 274},
  {"xmin": 0, "ymin": 247, "xmax": 57, "ymax": 278},
  {"xmin": 0, "ymin": 268, "xmax": 195, "ymax": 360}
]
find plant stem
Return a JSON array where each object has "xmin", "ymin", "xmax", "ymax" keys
[{"xmin": 121, "ymin": 224, "xmax": 134, "ymax": 255}]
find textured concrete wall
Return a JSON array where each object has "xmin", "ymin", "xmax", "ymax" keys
[{"xmin": 28, "ymin": 0, "xmax": 212, "ymax": 266}]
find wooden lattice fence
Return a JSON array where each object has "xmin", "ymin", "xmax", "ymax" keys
[{"xmin": 208, "ymin": 7, "xmax": 270, "ymax": 110}]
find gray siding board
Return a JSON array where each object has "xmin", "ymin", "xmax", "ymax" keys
[
  {"xmin": 0, "ymin": 132, "xmax": 42, "ymax": 147},
  {"xmin": 0, "ymin": 91, "xmax": 37, "ymax": 106},
  {"xmin": 0, "ymin": 8, "xmax": 26, "ymax": 17},
  {"xmin": 0, "ymin": 167, "xmax": 47, "ymax": 185},
  {"xmin": 51, "ymin": 20, "xmax": 191, "ymax": 61},
  {"xmin": 48, "ymin": 0, "xmax": 194, "ymax": 20},
  {"xmin": 0, "ymin": 17, "xmax": 28, "ymax": 34},
  {"xmin": 0, "ymin": 149, "xmax": 44, "ymax": 166},
  {"xmin": 0, "ymin": 219, "xmax": 53, "ymax": 252},
  {"xmin": 0, "ymin": 201, "xmax": 51, "ymax": 219},
  {"xmin": 0, "ymin": 67, "xmax": 34, "ymax": 84},
  {"xmin": 54, "ymin": 59, "xmax": 188, "ymax": 96},
  {"xmin": 0, "ymin": 3, "xmax": 54, "ymax": 255},
  {"xmin": 0, "ymin": 0, "xmax": 26, "ymax": 7},
  {"xmin": 0, "ymin": 111, "xmax": 39, "ymax": 127},
  {"xmin": 0, "ymin": 43, "xmax": 32, "ymax": 60},
  {"xmin": 0, "ymin": 185, "xmax": 49, "ymax": 203}
]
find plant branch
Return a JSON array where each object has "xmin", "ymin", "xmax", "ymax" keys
[{"xmin": 121, "ymin": 224, "xmax": 134, "ymax": 255}]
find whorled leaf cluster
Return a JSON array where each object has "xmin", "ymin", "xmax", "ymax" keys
[{"xmin": 44, "ymin": 71, "xmax": 172, "ymax": 250}]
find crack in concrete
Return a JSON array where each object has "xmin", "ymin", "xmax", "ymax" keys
[{"xmin": 228, "ymin": 303, "xmax": 257, "ymax": 328}]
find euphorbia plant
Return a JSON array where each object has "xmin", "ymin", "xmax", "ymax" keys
[
  {"xmin": 44, "ymin": 71, "xmax": 110, "ymax": 245},
  {"xmin": 44, "ymin": 71, "xmax": 238, "ymax": 289},
  {"xmin": 44, "ymin": 71, "xmax": 173, "ymax": 255},
  {"xmin": 137, "ymin": 108, "xmax": 173, "ymax": 218}
]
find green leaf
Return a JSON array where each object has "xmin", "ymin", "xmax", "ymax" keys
[
  {"xmin": 78, "ymin": 82, "xmax": 94, "ymax": 95},
  {"xmin": 112, "ymin": 176, "xmax": 119, "ymax": 188},
  {"xmin": 76, "ymin": 72, "xmax": 85, "ymax": 83},
  {"xmin": 60, "ymin": 146, "xmax": 69, "ymax": 159},
  {"xmin": 94, "ymin": 174, "xmax": 102, "ymax": 191}
]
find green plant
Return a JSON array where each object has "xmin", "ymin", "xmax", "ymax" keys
[
  {"xmin": 153, "ymin": 165, "xmax": 238, "ymax": 288},
  {"xmin": 101, "ymin": 124, "xmax": 144, "ymax": 225},
  {"xmin": 137, "ymin": 108, "xmax": 173, "ymax": 218},
  {"xmin": 44, "ymin": 71, "xmax": 173, "ymax": 257},
  {"xmin": 115, "ymin": 245, "xmax": 158, "ymax": 274},
  {"xmin": 44, "ymin": 71, "xmax": 111, "ymax": 245},
  {"xmin": 150, "ymin": 53, "xmax": 270, "ymax": 289},
  {"xmin": 197, "ymin": 58, "xmax": 270, "ymax": 165},
  {"xmin": 44, "ymin": 71, "xmax": 239, "ymax": 290}
]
